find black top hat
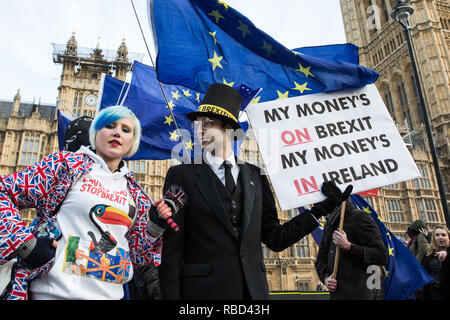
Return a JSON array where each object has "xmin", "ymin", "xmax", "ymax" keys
[{"xmin": 187, "ymin": 83, "xmax": 242, "ymax": 129}]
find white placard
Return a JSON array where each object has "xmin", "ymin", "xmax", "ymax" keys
[{"xmin": 245, "ymin": 84, "xmax": 420, "ymax": 211}]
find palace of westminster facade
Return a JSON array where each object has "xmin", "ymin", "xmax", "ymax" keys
[{"xmin": 0, "ymin": 0, "xmax": 448, "ymax": 293}]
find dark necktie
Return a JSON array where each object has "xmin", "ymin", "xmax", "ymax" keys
[{"xmin": 223, "ymin": 161, "xmax": 235, "ymax": 194}]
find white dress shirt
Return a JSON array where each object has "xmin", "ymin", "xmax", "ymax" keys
[{"xmin": 205, "ymin": 151, "xmax": 240, "ymax": 186}]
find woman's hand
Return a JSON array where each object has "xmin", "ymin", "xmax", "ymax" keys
[
  {"xmin": 419, "ymin": 228, "xmax": 428, "ymax": 237},
  {"xmin": 18, "ymin": 237, "xmax": 58, "ymax": 269},
  {"xmin": 435, "ymin": 250, "xmax": 447, "ymax": 261}
]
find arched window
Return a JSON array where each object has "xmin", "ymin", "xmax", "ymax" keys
[
  {"xmin": 395, "ymin": 77, "xmax": 414, "ymax": 130},
  {"xmin": 382, "ymin": 85, "xmax": 396, "ymax": 121}
]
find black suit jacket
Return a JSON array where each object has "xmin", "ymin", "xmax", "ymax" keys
[{"xmin": 159, "ymin": 161, "xmax": 320, "ymax": 300}]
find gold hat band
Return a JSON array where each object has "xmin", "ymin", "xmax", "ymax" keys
[{"xmin": 196, "ymin": 104, "xmax": 238, "ymax": 123}]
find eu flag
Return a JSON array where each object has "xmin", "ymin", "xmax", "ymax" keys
[
  {"xmin": 292, "ymin": 43, "xmax": 360, "ymax": 65},
  {"xmin": 98, "ymin": 62, "xmax": 257, "ymax": 160},
  {"xmin": 350, "ymin": 194, "xmax": 433, "ymax": 300},
  {"xmin": 57, "ymin": 108, "xmax": 74, "ymax": 151},
  {"xmin": 148, "ymin": 0, "xmax": 378, "ymax": 103},
  {"xmin": 98, "ymin": 74, "xmax": 174, "ymax": 160}
]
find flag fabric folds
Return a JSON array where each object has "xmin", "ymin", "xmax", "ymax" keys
[
  {"xmin": 148, "ymin": 0, "xmax": 378, "ymax": 103},
  {"xmin": 57, "ymin": 109, "xmax": 74, "ymax": 151},
  {"xmin": 97, "ymin": 62, "xmax": 256, "ymax": 160},
  {"xmin": 97, "ymin": 73, "xmax": 174, "ymax": 160},
  {"xmin": 292, "ymin": 43, "xmax": 360, "ymax": 65},
  {"xmin": 350, "ymin": 194, "xmax": 434, "ymax": 300}
]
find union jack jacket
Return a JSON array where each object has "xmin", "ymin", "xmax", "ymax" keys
[{"xmin": 0, "ymin": 151, "xmax": 162, "ymax": 300}]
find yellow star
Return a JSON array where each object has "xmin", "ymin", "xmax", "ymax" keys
[
  {"xmin": 169, "ymin": 130, "xmax": 180, "ymax": 142},
  {"xmin": 208, "ymin": 10, "xmax": 225, "ymax": 24},
  {"xmin": 208, "ymin": 51, "xmax": 223, "ymax": 71},
  {"xmin": 296, "ymin": 62, "xmax": 314, "ymax": 78},
  {"xmin": 171, "ymin": 90, "xmax": 181, "ymax": 100},
  {"xmin": 363, "ymin": 206, "xmax": 372, "ymax": 214},
  {"xmin": 196, "ymin": 93, "xmax": 201, "ymax": 102},
  {"xmin": 386, "ymin": 232, "xmax": 392, "ymax": 241},
  {"xmin": 292, "ymin": 50, "xmax": 303, "ymax": 55},
  {"xmin": 222, "ymin": 78, "xmax": 235, "ymax": 87},
  {"xmin": 260, "ymin": 40, "xmax": 276, "ymax": 57},
  {"xmin": 164, "ymin": 115, "xmax": 174, "ymax": 126},
  {"xmin": 236, "ymin": 20, "xmax": 252, "ymax": 38},
  {"xmin": 209, "ymin": 31, "xmax": 219, "ymax": 45},
  {"xmin": 276, "ymin": 90, "xmax": 289, "ymax": 100},
  {"xmin": 388, "ymin": 246, "xmax": 394, "ymax": 256},
  {"xmin": 292, "ymin": 81, "xmax": 311, "ymax": 94},
  {"xmin": 250, "ymin": 96, "xmax": 261, "ymax": 104},
  {"xmin": 217, "ymin": 1, "xmax": 228, "ymax": 10},
  {"xmin": 166, "ymin": 100, "xmax": 175, "ymax": 110},
  {"xmin": 185, "ymin": 140, "xmax": 194, "ymax": 150},
  {"xmin": 182, "ymin": 89, "xmax": 192, "ymax": 98}
]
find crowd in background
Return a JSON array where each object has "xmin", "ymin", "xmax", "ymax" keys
[{"xmin": 406, "ymin": 220, "xmax": 450, "ymax": 300}]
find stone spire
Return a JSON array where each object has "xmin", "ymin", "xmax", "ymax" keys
[
  {"xmin": 12, "ymin": 89, "xmax": 21, "ymax": 115},
  {"xmin": 91, "ymin": 36, "xmax": 104, "ymax": 60},
  {"xmin": 117, "ymin": 38, "xmax": 128, "ymax": 61},
  {"xmin": 66, "ymin": 32, "xmax": 77, "ymax": 56}
]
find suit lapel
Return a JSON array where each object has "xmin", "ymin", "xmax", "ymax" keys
[
  {"xmin": 194, "ymin": 164, "xmax": 238, "ymax": 239},
  {"xmin": 238, "ymin": 163, "xmax": 256, "ymax": 235}
]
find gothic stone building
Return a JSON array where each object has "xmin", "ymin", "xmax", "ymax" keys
[
  {"xmin": 0, "ymin": 34, "xmax": 171, "ymax": 225},
  {"xmin": 339, "ymin": 1, "xmax": 449, "ymax": 238}
]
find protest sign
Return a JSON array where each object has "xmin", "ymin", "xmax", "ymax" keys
[{"xmin": 245, "ymin": 84, "xmax": 420, "ymax": 210}]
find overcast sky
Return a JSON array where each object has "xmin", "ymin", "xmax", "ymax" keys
[{"xmin": 0, "ymin": 0, "xmax": 347, "ymax": 104}]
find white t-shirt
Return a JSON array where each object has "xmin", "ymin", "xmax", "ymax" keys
[{"xmin": 30, "ymin": 147, "xmax": 137, "ymax": 300}]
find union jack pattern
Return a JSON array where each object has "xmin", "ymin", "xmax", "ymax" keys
[{"xmin": 0, "ymin": 152, "xmax": 162, "ymax": 299}]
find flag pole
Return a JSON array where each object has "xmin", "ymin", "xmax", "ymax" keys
[
  {"xmin": 331, "ymin": 201, "xmax": 347, "ymax": 280},
  {"xmin": 130, "ymin": 0, "xmax": 191, "ymax": 163},
  {"xmin": 56, "ymin": 97, "xmax": 78, "ymax": 119}
]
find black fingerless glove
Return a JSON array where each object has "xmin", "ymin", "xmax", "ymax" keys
[
  {"xmin": 147, "ymin": 199, "xmax": 179, "ymax": 237},
  {"xmin": 310, "ymin": 182, "xmax": 353, "ymax": 219},
  {"xmin": 147, "ymin": 185, "xmax": 187, "ymax": 237},
  {"xmin": 16, "ymin": 236, "xmax": 56, "ymax": 269}
]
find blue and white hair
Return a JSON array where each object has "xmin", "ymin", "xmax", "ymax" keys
[{"xmin": 89, "ymin": 105, "xmax": 142, "ymax": 157}]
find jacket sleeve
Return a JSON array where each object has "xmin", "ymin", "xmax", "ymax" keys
[
  {"xmin": 260, "ymin": 172, "xmax": 319, "ymax": 252},
  {"xmin": 414, "ymin": 233, "xmax": 430, "ymax": 264},
  {"xmin": 126, "ymin": 179, "xmax": 163, "ymax": 268},
  {"xmin": 0, "ymin": 152, "xmax": 67, "ymax": 262},
  {"xmin": 159, "ymin": 166, "xmax": 185, "ymax": 300},
  {"xmin": 354, "ymin": 212, "xmax": 389, "ymax": 266}
]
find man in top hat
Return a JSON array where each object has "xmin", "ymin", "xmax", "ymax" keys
[{"xmin": 159, "ymin": 83, "xmax": 351, "ymax": 300}]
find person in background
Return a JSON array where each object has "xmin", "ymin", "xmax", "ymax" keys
[
  {"xmin": 0, "ymin": 105, "xmax": 176, "ymax": 300},
  {"xmin": 406, "ymin": 220, "xmax": 430, "ymax": 264},
  {"xmin": 315, "ymin": 200, "xmax": 388, "ymax": 300},
  {"xmin": 421, "ymin": 225, "xmax": 450, "ymax": 300}
]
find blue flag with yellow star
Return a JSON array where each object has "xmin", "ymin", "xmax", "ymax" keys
[
  {"xmin": 148, "ymin": 0, "xmax": 378, "ymax": 103},
  {"xmin": 98, "ymin": 62, "xmax": 256, "ymax": 160},
  {"xmin": 350, "ymin": 194, "xmax": 433, "ymax": 300},
  {"xmin": 98, "ymin": 74, "xmax": 174, "ymax": 160}
]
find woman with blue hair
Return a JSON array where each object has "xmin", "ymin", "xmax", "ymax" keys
[{"xmin": 0, "ymin": 105, "xmax": 178, "ymax": 300}]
